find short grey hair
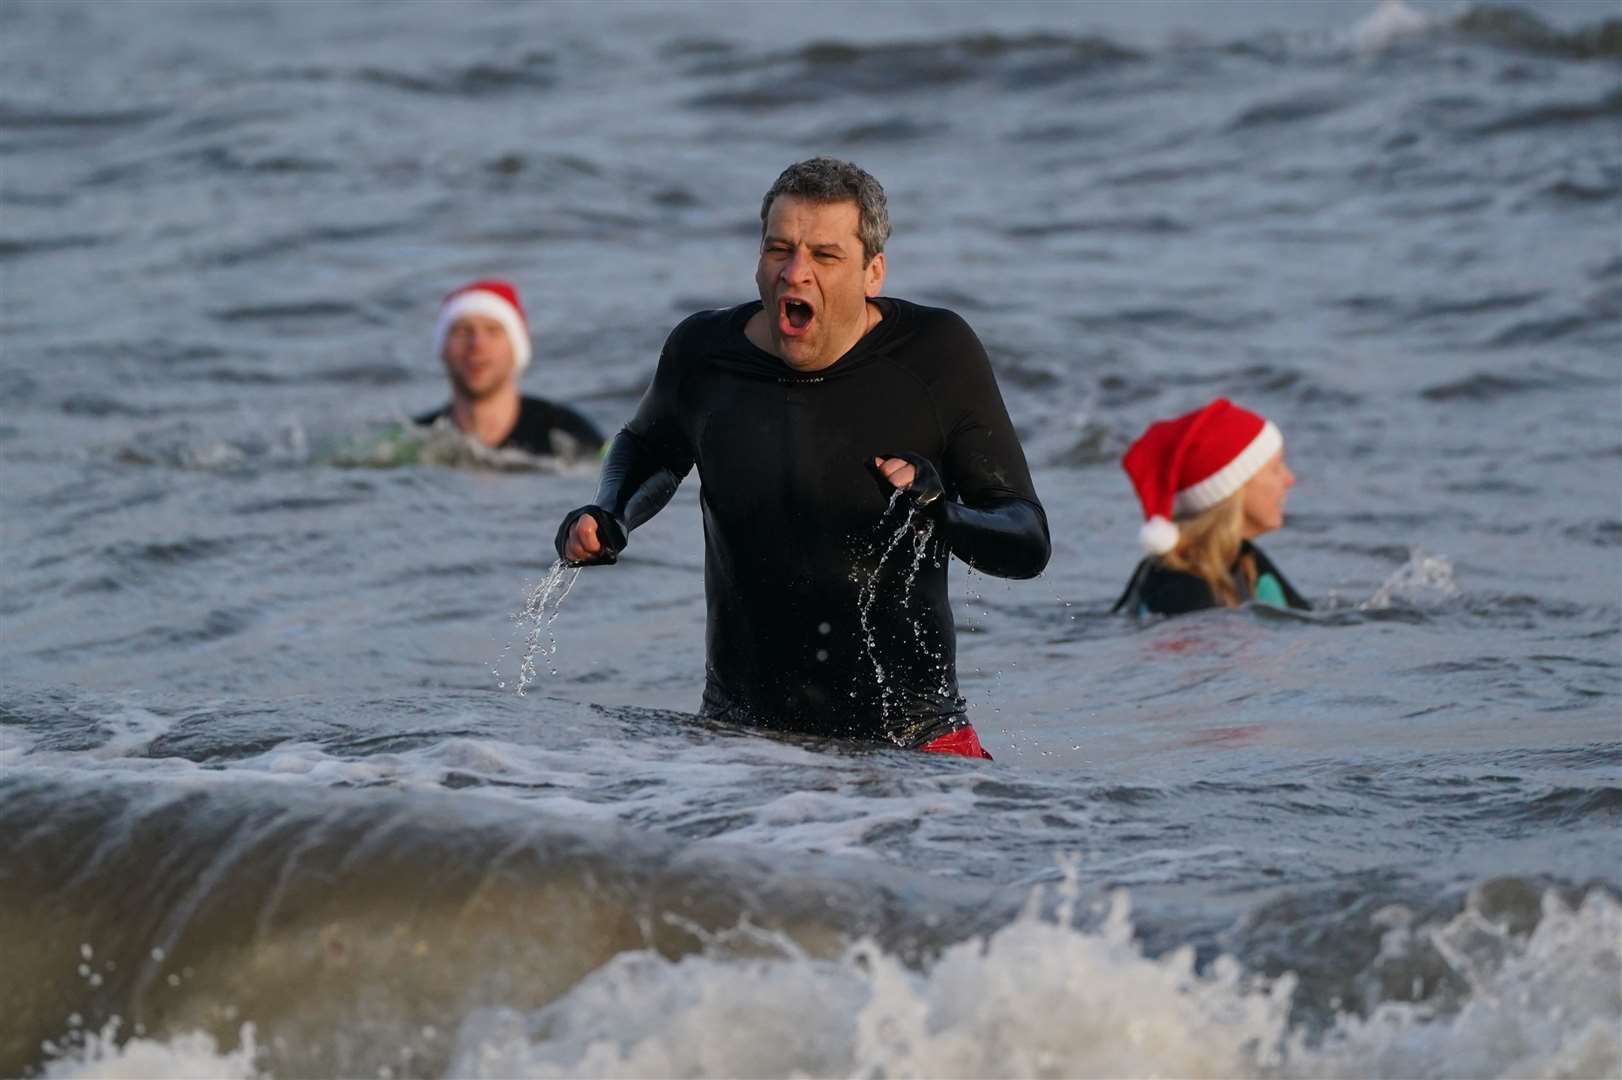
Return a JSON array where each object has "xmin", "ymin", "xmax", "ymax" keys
[{"xmin": 759, "ymin": 157, "xmax": 891, "ymax": 264}]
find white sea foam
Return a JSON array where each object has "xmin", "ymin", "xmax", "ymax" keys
[
  {"xmin": 41, "ymin": 1022, "xmax": 258, "ymax": 1080},
  {"xmin": 45, "ymin": 883, "xmax": 1612, "ymax": 1079},
  {"xmin": 1348, "ymin": 0, "xmax": 1434, "ymax": 54},
  {"xmin": 454, "ymin": 884, "xmax": 1622, "ymax": 1080},
  {"xmin": 85, "ymin": 705, "xmax": 179, "ymax": 760}
]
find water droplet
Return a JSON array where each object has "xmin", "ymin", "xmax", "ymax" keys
[{"xmin": 510, "ymin": 561, "xmax": 583, "ymax": 695}]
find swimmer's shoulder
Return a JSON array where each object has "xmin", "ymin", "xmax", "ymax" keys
[
  {"xmin": 877, "ymin": 298, "xmax": 988, "ymax": 384},
  {"xmin": 1138, "ymin": 561, "xmax": 1220, "ymax": 616},
  {"xmin": 880, "ymin": 298, "xmax": 978, "ymax": 345}
]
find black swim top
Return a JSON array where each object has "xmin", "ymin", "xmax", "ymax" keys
[
  {"xmin": 1112, "ymin": 540, "xmax": 1311, "ymax": 616},
  {"xmin": 576, "ymin": 298, "xmax": 1049, "ymax": 747},
  {"xmin": 416, "ymin": 395, "xmax": 604, "ymax": 460}
]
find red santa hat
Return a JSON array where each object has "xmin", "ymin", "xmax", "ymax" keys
[
  {"xmin": 1122, "ymin": 398, "xmax": 1282, "ymax": 555},
  {"xmin": 434, "ymin": 279, "xmax": 532, "ymax": 371}
]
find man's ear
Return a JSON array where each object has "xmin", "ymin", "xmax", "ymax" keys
[{"xmin": 864, "ymin": 252, "xmax": 886, "ymax": 297}]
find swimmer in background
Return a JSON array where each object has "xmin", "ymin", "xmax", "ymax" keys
[
  {"xmin": 1114, "ymin": 398, "xmax": 1310, "ymax": 616},
  {"xmin": 416, "ymin": 279, "xmax": 604, "ymax": 461}
]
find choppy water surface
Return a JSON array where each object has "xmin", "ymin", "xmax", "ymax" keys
[{"xmin": 2, "ymin": 1, "xmax": 1619, "ymax": 1076}]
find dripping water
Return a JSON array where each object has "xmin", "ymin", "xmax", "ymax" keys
[{"xmin": 502, "ymin": 560, "xmax": 583, "ymax": 696}]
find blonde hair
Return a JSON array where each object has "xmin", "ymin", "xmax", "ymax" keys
[{"xmin": 1158, "ymin": 490, "xmax": 1256, "ymax": 607}]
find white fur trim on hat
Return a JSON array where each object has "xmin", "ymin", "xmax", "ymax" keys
[
  {"xmin": 1139, "ymin": 515, "xmax": 1179, "ymax": 555},
  {"xmin": 435, "ymin": 290, "xmax": 532, "ymax": 371},
  {"xmin": 1173, "ymin": 420, "xmax": 1281, "ymax": 516}
]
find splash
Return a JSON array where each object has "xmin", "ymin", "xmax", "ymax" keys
[
  {"xmin": 854, "ymin": 491, "xmax": 948, "ymax": 723},
  {"xmin": 41, "ymin": 1020, "xmax": 259, "ymax": 1080},
  {"xmin": 331, "ymin": 421, "xmax": 592, "ymax": 474},
  {"xmin": 1305, "ymin": 887, "xmax": 1622, "ymax": 1078},
  {"xmin": 854, "ymin": 490, "xmax": 914, "ymax": 716},
  {"xmin": 1363, "ymin": 547, "xmax": 1460, "ymax": 610},
  {"xmin": 441, "ymin": 882, "xmax": 1618, "ymax": 1079},
  {"xmin": 502, "ymin": 561, "xmax": 582, "ymax": 696},
  {"xmin": 1349, "ymin": 0, "xmax": 1433, "ymax": 55}
]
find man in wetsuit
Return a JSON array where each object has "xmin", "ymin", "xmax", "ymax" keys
[
  {"xmin": 555, "ymin": 159, "xmax": 1048, "ymax": 758},
  {"xmin": 416, "ymin": 278, "xmax": 604, "ymax": 461}
]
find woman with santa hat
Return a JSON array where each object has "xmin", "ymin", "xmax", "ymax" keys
[{"xmin": 1113, "ymin": 398, "xmax": 1311, "ymax": 616}]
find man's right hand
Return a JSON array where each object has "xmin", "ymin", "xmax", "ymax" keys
[
  {"xmin": 564, "ymin": 514, "xmax": 603, "ymax": 563},
  {"xmin": 555, "ymin": 506, "xmax": 627, "ymax": 566}
]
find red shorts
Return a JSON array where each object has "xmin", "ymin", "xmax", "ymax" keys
[{"xmin": 919, "ymin": 725, "xmax": 993, "ymax": 761}]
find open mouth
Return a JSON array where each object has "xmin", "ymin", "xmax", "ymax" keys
[{"xmin": 780, "ymin": 297, "xmax": 815, "ymax": 334}]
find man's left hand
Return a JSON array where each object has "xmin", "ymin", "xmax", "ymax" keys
[
  {"xmin": 869, "ymin": 452, "xmax": 944, "ymax": 509},
  {"xmin": 873, "ymin": 456, "xmax": 916, "ymax": 489}
]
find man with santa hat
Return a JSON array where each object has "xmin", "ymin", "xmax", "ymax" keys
[{"xmin": 416, "ymin": 278, "xmax": 603, "ymax": 461}]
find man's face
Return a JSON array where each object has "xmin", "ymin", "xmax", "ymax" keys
[
  {"xmin": 441, "ymin": 315, "xmax": 517, "ymax": 400},
  {"xmin": 755, "ymin": 195, "xmax": 885, "ymax": 371}
]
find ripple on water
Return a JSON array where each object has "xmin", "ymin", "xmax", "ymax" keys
[
  {"xmin": 688, "ymin": 32, "xmax": 1143, "ymax": 109},
  {"xmin": 318, "ymin": 56, "xmax": 560, "ymax": 98},
  {"xmin": 1452, "ymin": 6, "xmax": 1622, "ymax": 61},
  {"xmin": 0, "ymin": 233, "xmax": 113, "ymax": 259},
  {"xmin": 1419, "ymin": 366, "xmax": 1606, "ymax": 400}
]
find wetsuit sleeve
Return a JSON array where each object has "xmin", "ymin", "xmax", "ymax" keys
[
  {"xmin": 929, "ymin": 314, "xmax": 1051, "ymax": 579},
  {"xmin": 592, "ymin": 331, "xmax": 695, "ymax": 532}
]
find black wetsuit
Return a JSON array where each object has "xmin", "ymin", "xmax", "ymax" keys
[
  {"xmin": 416, "ymin": 396, "xmax": 604, "ymax": 460},
  {"xmin": 1112, "ymin": 541, "xmax": 1310, "ymax": 616},
  {"xmin": 560, "ymin": 298, "xmax": 1049, "ymax": 748}
]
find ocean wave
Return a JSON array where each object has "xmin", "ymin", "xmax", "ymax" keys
[
  {"xmin": 688, "ymin": 32, "xmax": 1142, "ymax": 109},
  {"xmin": 1563, "ymin": 519, "xmax": 1622, "ymax": 549},
  {"xmin": 1005, "ymin": 213, "xmax": 1192, "ymax": 239},
  {"xmin": 1508, "ymin": 785, "xmax": 1622, "ymax": 827},
  {"xmin": 195, "ymin": 219, "xmax": 409, "ymax": 269},
  {"xmin": 1473, "ymin": 87, "xmax": 1622, "ymax": 138},
  {"xmin": 1048, "ymin": 418, "xmax": 1130, "ymax": 468},
  {"xmin": 209, "ymin": 299, "xmax": 372, "ymax": 325},
  {"xmin": 1420, "ymin": 365, "xmax": 1607, "ymax": 400},
  {"xmin": 1228, "ymin": 91, "xmax": 1350, "ymax": 131},
  {"xmin": 1453, "ymin": 5, "xmax": 1622, "ymax": 61},
  {"xmin": 262, "ymin": 55, "xmax": 558, "ymax": 99},
  {"xmin": 1, "ymin": 771, "xmax": 1007, "ymax": 1078},
  {"xmin": 816, "ymin": 114, "xmax": 944, "ymax": 145},
  {"xmin": 31, "ymin": 856, "xmax": 1620, "ymax": 1080},
  {"xmin": 0, "ymin": 233, "xmax": 113, "ymax": 259},
  {"xmin": 0, "ymin": 102, "xmax": 168, "ymax": 131}
]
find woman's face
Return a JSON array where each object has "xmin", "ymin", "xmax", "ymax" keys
[{"xmin": 1242, "ymin": 450, "xmax": 1295, "ymax": 538}]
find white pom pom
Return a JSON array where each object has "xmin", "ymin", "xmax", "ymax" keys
[{"xmin": 1139, "ymin": 516, "xmax": 1178, "ymax": 555}]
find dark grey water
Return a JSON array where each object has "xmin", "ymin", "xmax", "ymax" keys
[{"xmin": 2, "ymin": 1, "xmax": 1619, "ymax": 1076}]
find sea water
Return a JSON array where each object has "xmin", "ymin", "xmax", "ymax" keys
[{"xmin": 1, "ymin": 0, "xmax": 1618, "ymax": 1075}]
